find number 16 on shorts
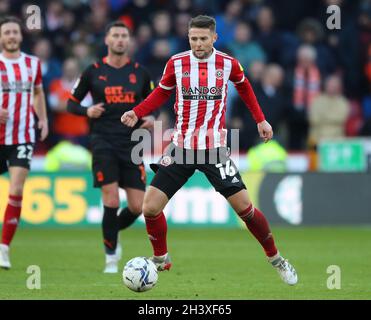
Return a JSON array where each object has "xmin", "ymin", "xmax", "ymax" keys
[{"xmin": 216, "ymin": 160, "xmax": 237, "ymax": 180}]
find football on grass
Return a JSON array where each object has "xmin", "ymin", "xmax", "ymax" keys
[{"xmin": 122, "ymin": 257, "xmax": 158, "ymax": 292}]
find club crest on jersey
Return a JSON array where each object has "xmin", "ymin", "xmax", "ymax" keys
[
  {"xmin": 215, "ymin": 69, "xmax": 224, "ymax": 80},
  {"xmin": 129, "ymin": 73, "xmax": 137, "ymax": 84}
]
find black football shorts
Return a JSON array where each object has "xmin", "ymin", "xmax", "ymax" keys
[
  {"xmin": 150, "ymin": 143, "xmax": 246, "ymax": 200},
  {"xmin": 91, "ymin": 135, "xmax": 146, "ymax": 190},
  {"xmin": 0, "ymin": 143, "xmax": 34, "ymax": 174}
]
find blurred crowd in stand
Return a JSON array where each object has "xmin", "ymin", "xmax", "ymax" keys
[{"xmin": 1, "ymin": 0, "xmax": 370, "ymax": 154}]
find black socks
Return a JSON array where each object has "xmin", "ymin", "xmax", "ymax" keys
[
  {"xmin": 118, "ymin": 207, "xmax": 141, "ymax": 230},
  {"xmin": 102, "ymin": 206, "xmax": 119, "ymax": 254}
]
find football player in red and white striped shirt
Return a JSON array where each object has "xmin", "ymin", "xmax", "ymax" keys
[
  {"xmin": 122, "ymin": 15, "xmax": 297, "ymax": 285},
  {"xmin": 0, "ymin": 17, "xmax": 48, "ymax": 269}
]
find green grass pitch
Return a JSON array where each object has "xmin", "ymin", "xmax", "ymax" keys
[{"xmin": 0, "ymin": 226, "xmax": 370, "ymax": 299}]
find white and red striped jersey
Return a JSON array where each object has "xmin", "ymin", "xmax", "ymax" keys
[
  {"xmin": 0, "ymin": 52, "xmax": 42, "ymax": 145},
  {"xmin": 159, "ymin": 49, "xmax": 248, "ymax": 149}
]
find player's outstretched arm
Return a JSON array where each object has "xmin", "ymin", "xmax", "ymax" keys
[
  {"xmin": 127, "ymin": 58, "xmax": 174, "ymax": 124},
  {"xmin": 131, "ymin": 86, "xmax": 173, "ymax": 119},
  {"xmin": 121, "ymin": 110, "xmax": 139, "ymax": 127}
]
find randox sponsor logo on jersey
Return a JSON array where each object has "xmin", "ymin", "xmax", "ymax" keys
[
  {"xmin": 0, "ymin": 81, "xmax": 32, "ymax": 93},
  {"xmin": 181, "ymin": 86, "xmax": 222, "ymax": 100}
]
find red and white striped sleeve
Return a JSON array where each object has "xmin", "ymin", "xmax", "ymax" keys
[
  {"xmin": 159, "ymin": 58, "xmax": 176, "ymax": 90},
  {"xmin": 132, "ymin": 58, "xmax": 175, "ymax": 118},
  {"xmin": 229, "ymin": 58, "xmax": 245, "ymax": 84}
]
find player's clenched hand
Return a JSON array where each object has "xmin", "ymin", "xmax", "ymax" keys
[
  {"xmin": 87, "ymin": 103, "xmax": 105, "ymax": 118},
  {"xmin": 0, "ymin": 108, "xmax": 9, "ymax": 124},
  {"xmin": 257, "ymin": 120, "xmax": 273, "ymax": 143},
  {"xmin": 121, "ymin": 110, "xmax": 138, "ymax": 127},
  {"xmin": 38, "ymin": 119, "xmax": 49, "ymax": 141},
  {"xmin": 139, "ymin": 115, "xmax": 155, "ymax": 129}
]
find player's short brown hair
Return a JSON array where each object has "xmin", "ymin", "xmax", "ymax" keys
[
  {"xmin": 0, "ymin": 16, "xmax": 23, "ymax": 34},
  {"xmin": 188, "ymin": 15, "xmax": 216, "ymax": 33},
  {"xmin": 105, "ymin": 21, "xmax": 130, "ymax": 35}
]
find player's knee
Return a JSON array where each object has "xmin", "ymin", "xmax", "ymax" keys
[
  {"xmin": 102, "ymin": 193, "xmax": 120, "ymax": 208},
  {"xmin": 128, "ymin": 204, "xmax": 142, "ymax": 215},
  {"xmin": 242, "ymin": 199, "xmax": 253, "ymax": 210},
  {"xmin": 142, "ymin": 200, "xmax": 161, "ymax": 217},
  {"xmin": 101, "ymin": 186, "xmax": 120, "ymax": 207},
  {"xmin": 105, "ymin": 199, "xmax": 120, "ymax": 208},
  {"xmin": 105, "ymin": 195, "xmax": 120, "ymax": 207},
  {"xmin": 235, "ymin": 200, "xmax": 253, "ymax": 217},
  {"xmin": 9, "ymin": 185, "xmax": 24, "ymax": 197}
]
